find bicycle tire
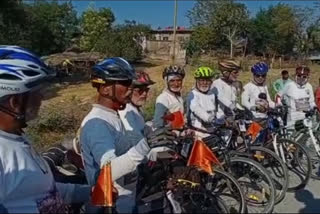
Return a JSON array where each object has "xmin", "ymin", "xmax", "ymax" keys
[
  {"xmin": 296, "ymin": 131, "xmax": 320, "ymax": 180},
  {"xmin": 227, "ymin": 156, "xmax": 276, "ymax": 214},
  {"xmin": 207, "ymin": 168, "xmax": 247, "ymax": 213},
  {"xmin": 275, "ymin": 138, "xmax": 312, "ymax": 191},
  {"xmin": 241, "ymin": 146, "xmax": 289, "ymax": 204}
]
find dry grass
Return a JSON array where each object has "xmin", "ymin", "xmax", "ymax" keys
[{"xmin": 28, "ymin": 59, "xmax": 320, "ymax": 150}]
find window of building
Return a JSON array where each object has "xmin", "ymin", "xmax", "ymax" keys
[{"xmin": 163, "ymin": 37, "xmax": 169, "ymax": 41}]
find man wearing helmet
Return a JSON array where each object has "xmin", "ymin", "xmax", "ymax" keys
[
  {"xmin": 119, "ymin": 70, "xmax": 155, "ymax": 143},
  {"xmin": 186, "ymin": 66, "xmax": 218, "ymax": 137},
  {"xmin": 0, "ymin": 46, "xmax": 91, "ymax": 213},
  {"xmin": 153, "ymin": 65, "xmax": 185, "ymax": 128},
  {"xmin": 79, "ymin": 58, "xmax": 173, "ymax": 213},
  {"xmin": 242, "ymin": 62, "xmax": 275, "ymax": 119},
  {"xmin": 211, "ymin": 59, "xmax": 242, "ymax": 119},
  {"xmin": 276, "ymin": 66, "xmax": 316, "ymax": 125}
]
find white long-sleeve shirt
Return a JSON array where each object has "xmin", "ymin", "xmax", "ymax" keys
[
  {"xmin": 80, "ymin": 104, "xmax": 150, "ymax": 213},
  {"xmin": 119, "ymin": 103, "xmax": 145, "ymax": 147},
  {"xmin": 211, "ymin": 78, "xmax": 237, "ymax": 119},
  {"xmin": 0, "ymin": 130, "xmax": 90, "ymax": 213},
  {"xmin": 278, "ymin": 81, "xmax": 315, "ymax": 124},
  {"xmin": 186, "ymin": 88, "xmax": 216, "ymax": 137},
  {"xmin": 241, "ymin": 82, "xmax": 275, "ymax": 118},
  {"xmin": 153, "ymin": 89, "xmax": 184, "ymax": 128}
]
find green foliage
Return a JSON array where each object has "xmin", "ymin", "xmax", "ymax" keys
[
  {"xmin": 0, "ymin": 1, "xmax": 78, "ymax": 56},
  {"xmin": 79, "ymin": 6, "xmax": 150, "ymax": 61},
  {"xmin": 26, "ymin": 2, "xmax": 79, "ymax": 55},
  {"xmin": 0, "ymin": 0, "xmax": 30, "ymax": 47},
  {"xmin": 99, "ymin": 20, "xmax": 151, "ymax": 61},
  {"xmin": 79, "ymin": 6, "xmax": 115, "ymax": 51},
  {"xmin": 187, "ymin": 0, "xmax": 249, "ymax": 58}
]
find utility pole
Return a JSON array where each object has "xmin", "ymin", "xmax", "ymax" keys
[{"xmin": 171, "ymin": 0, "xmax": 178, "ymax": 64}]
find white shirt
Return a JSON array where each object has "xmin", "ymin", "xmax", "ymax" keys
[
  {"xmin": 278, "ymin": 81, "xmax": 315, "ymax": 123},
  {"xmin": 153, "ymin": 89, "xmax": 184, "ymax": 128},
  {"xmin": 241, "ymin": 82, "xmax": 275, "ymax": 118},
  {"xmin": 211, "ymin": 78, "xmax": 237, "ymax": 119},
  {"xmin": 119, "ymin": 103, "xmax": 147, "ymax": 150},
  {"xmin": 186, "ymin": 88, "xmax": 216, "ymax": 138},
  {"xmin": 80, "ymin": 104, "xmax": 149, "ymax": 213},
  {"xmin": 119, "ymin": 103, "xmax": 145, "ymax": 137},
  {"xmin": 0, "ymin": 130, "xmax": 89, "ymax": 213}
]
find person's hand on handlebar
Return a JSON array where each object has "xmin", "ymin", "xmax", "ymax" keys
[{"xmin": 146, "ymin": 126, "xmax": 177, "ymax": 148}]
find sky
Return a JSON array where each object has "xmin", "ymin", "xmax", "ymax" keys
[{"xmin": 71, "ymin": 1, "xmax": 319, "ymax": 29}]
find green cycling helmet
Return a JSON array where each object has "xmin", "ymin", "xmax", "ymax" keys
[{"xmin": 194, "ymin": 66, "xmax": 217, "ymax": 79}]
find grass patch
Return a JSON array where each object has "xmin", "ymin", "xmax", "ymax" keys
[{"xmin": 28, "ymin": 59, "xmax": 320, "ymax": 150}]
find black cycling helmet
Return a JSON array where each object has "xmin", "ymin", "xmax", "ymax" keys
[
  {"xmin": 162, "ymin": 65, "xmax": 185, "ymax": 79},
  {"xmin": 91, "ymin": 57, "xmax": 136, "ymax": 84}
]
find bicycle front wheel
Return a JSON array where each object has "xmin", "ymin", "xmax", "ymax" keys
[{"xmin": 227, "ymin": 157, "xmax": 276, "ymax": 214}]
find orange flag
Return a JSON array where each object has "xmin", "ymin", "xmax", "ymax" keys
[
  {"xmin": 163, "ymin": 111, "xmax": 185, "ymax": 129},
  {"xmin": 246, "ymin": 122, "xmax": 262, "ymax": 141},
  {"xmin": 187, "ymin": 140, "xmax": 221, "ymax": 175},
  {"xmin": 91, "ymin": 162, "xmax": 114, "ymax": 207}
]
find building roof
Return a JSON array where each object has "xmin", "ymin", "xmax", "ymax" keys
[
  {"xmin": 152, "ymin": 26, "xmax": 193, "ymax": 34},
  {"xmin": 309, "ymin": 54, "xmax": 320, "ymax": 60}
]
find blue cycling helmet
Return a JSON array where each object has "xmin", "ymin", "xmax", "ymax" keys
[
  {"xmin": 0, "ymin": 45, "xmax": 55, "ymax": 98},
  {"xmin": 91, "ymin": 57, "xmax": 136, "ymax": 84},
  {"xmin": 251, "ymin": 62, "xmax": 269, "ymax": 75}
]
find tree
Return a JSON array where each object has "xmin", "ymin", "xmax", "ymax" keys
[
  {"xmin": 79, "ymin": 6, "xmax": 115, "ymax": 52},
  {"xmin": 187, "ymin": 0, "xmax": 249, "ymax": 58},
  {"xmin": 209, "ymin": 1, "xmax": 249, "ymax": 58},
  {"xmin": 249, "ymin": 4, "xmax": 300, "ymax": 60},
  {"xmin": 98, "ymin": 20, "xmax": 151, "ymax": 61},
  {"xmin": 0, "ymin": 0, "xmax": 30, "ymax": 47},
  {"xmin": 25, "ymin": 1, "xmax": 79, "ymax": 55}
]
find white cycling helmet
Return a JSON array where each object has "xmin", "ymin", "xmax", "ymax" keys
[{"xmin": 0, "ymin": 45, "xmax": 56, "ymax": 98}]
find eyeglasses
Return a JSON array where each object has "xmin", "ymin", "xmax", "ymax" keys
[
  {"xmin": 297, "ymin": 75, "xmax": 308, "ymax": 79},
  {"xmin": 133, "ymin": 87, "xmax": 150, "ymax": 95},
  {"xmin": 255, "ymin": 74, "xmax": 266, "ymax": 78}
]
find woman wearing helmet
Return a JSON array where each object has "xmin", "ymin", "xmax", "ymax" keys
[
  {"xmin": 0, "ymin": 46, "xmax": 91, "ymax": 213},
  {"xmin": 186, "ymin": 66, "xmax": 218, "ymax": 137},
  {"xmin": 79, "ymin": 58, "xmax": 172, "ymax": 213},
  {"xmin": 211, "ymin": 59, "xmax": 242, "ymax": 119},
  {"xmin": 277, "ymin": 66, "xmax": 316, "ymax": 126},
  {"xmin": 153, "ymin": 65, "xmax": 185, "ymax": 128},
  {"xmin": 119, "ymin": 70, "xmax": 155, "ymax": 142},
  {"xmin": 241, "ymin": 62, "xmax": 275, "ymax": 119}
]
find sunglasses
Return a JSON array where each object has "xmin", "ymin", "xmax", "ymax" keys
[
  {"xmin": 117, "ymin": 80, "xmax": 133, "ymax": 87},
  {"xmin": 231, "ymin": 70, "xmax": 240, "ymax": 74},
  {"xmin": 255, "ymin": 74, "xmax": 266, "ymax": 78},
  {"xmin": 133, "ymin": 87, "xmax": 150, "ymax": 95},
  {"xmin": 297, "ymin": 75, "xmax": 308, "ymax": 79}
]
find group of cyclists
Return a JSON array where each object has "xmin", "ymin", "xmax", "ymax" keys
[{"xmin": 0, "ymin": 45, "xmax": 317, "ymax": 213}]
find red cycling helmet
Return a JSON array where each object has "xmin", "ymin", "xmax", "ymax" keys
[
  {"xmin": 296, "ymin": 66, "xmax": 310, "ymax": 76},
  {"xmin": 132, "ymin": 71, "xmax": 155, "ymax": 86}
]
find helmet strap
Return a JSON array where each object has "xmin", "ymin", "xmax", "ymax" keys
[
  {"xmin": 0, "ymin": 95, "xmax": 28, "ymax": 128},
  {"xmin": 99, "ymin": 83, "xmax": 126, "ymax": 110},
  {"xmin": 222, "ymin": 72, "xmax": 233, "ymax": 85},
  {"xmin": 253, "ymin": 78, "xmax": 265, "ymax": 86}
]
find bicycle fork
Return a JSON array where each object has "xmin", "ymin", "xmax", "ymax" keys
[{"xmin": 271, "ymin": 134, "xmax": 286, "ymax": 164}]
